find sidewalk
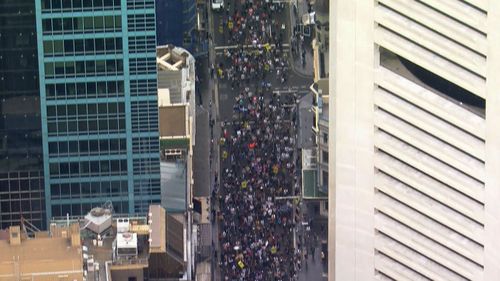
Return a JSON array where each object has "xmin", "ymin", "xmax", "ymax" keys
[{"xmin": 289, "ymin": 0, "xmax": 314, "ymax": 78}]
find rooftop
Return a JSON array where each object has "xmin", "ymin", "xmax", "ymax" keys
[
  {"xmin": 159, "ymin": 105, "xmax": 188, "ymax": 137},
  {"xmin": 0, "ymin": 226, "xmax": 83, "ymax": 281}
]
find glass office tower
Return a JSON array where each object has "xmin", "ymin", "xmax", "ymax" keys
[
  {"xmin": 35, "ymin": 0, "xmax": 160, "ymax": 221},
  {"xmin": 0, "ymin": 0, "xmax": 45, "ymax": 229}
]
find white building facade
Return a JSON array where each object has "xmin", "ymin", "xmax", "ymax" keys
[{"xmin": 329, "ymin": 1, "xmax": 500, "ymax": 280}]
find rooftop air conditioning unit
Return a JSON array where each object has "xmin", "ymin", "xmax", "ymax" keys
[{"xmin": 84, "ymin": 207, "xmax": 112, "ymax": 234}]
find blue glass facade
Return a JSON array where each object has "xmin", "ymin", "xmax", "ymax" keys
[
  {"xmin": 156, "ymin": 0, "xmax": 200, "ymax": 54},
  {"xmin": 0, "ymin": 0, "xmax": 46, "ymax": 230},
  {"xmin": 35, "ymin": 0, "xmax": 160, "ymax": 221}
]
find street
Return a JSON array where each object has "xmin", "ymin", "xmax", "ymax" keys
[{"xmin": 194, "ymin": 0, "xmax": 321, "ymax": 280}]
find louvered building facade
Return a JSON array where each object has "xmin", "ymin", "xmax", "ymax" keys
[{"xmin": 329, "ymin": 0, "xmax": 500, "ymax": 280}]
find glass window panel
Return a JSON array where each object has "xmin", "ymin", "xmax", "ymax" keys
[
  {"xmin": 65, "ymin": 61, "xmax": 75, "ymax": 75},
  {"xmin": 105, "ymin": 38, "xmax": 115, "ymax": 50},
  {"xmin": 68, "ymin": 121, "xmax": 77, "ymax": 132},
  {"xmin": 56, "ymin": 84, "xmax": 65, "ymax": 97},
  {"xmin": 77, "ymin": 104, "xmax": 87, "ymax": 115},
  {"xmin": 107, "ymin": 81, "xmax": 117, "ymax": 94},
  {"xmin": 100, "ymin": 161, "xmax": 109, "ymax": 173},
  {"xmin": 52, "ymin": 0, "xmax": 62, "ymax": 9},
  {"xmin": 106, "ymin": 60, "xmax": 116, "ymax": 72},
  {"xmin": 55, "ymin": 62, "xmax": 65, "ymax": 75},
  {"xmin": 109, "ymin": 139, "xmax": 118, "ymax": 151},
  {"xmin": 48, "ymin": 122, "xmax": 57, "ymax": 133},
  {"xmin": 82, "ymin": 0, "xmax": 92, "ymax": 8},
  {"xmin": 42, "ymin": 0, "xmax": 51, "ymax": 10},
  {"xmin": 58, "ymin": 121, "xmax": 67, "ymax": 133},
  {"xmin": 74, "ymin": 39, "xmax": 84, "ymax": 52},
  {"xmin": 90, "ymin": 161, "xmax": 100, "ymax": 173},
  {"xmin": 54, "ymin": 40, "xmax": 63, "ymax": 53},
  {"xmin": 59, "ymin": 142, "xmax": 68, "ymax": 153},
  {"xmin": 43, "ymin": 41, "xmax": 53, "ymax": 54},
  {"xmin": 94, "ymin": 17, "xmax": 104, "ymax": 30},
  {"xmin": 73, "ymin": 0, "xmax": 82, "ymax": 9},
  {"xmin": 44, "ymin": 63, "xmax": 54, "ymax": 76},
  {"xmin": 67, "ymin": 104, "xmax": 76, "ymax": 116},
  {"xmin": 51, "ymin": 184, "xmax": 60, "ymax": 196},
  {"xmin": 63, "ymin": 18, "xmax": 73, "ymax": 31},
  {"xmin": 115, "ymin": 16, "xmax": 121, "ymax": 28},
  {"xmin": 87, "ymin": 104, "xmax": 97, "ymax": 115},
  {"xmin": 98, "ymin": 103, "xmax": 107, "ymax": 114},
  {"xmin": 46, "ymin": 84, "xmax": 56, "ymax": 97},
  {"xmin": 116, "ymin": 60, "xmax": 123, "ymax": 72},
  {"xmin": 69, "ymin": 141, "xmax": 78, "ymax": 153},
  {"xmin": 78, "ymin": 120, "xmax": 88, "ymax": 131},
  {"xmin": 84, "ymin": 17, "xmax": 93, "ymax": 30},
  {"xmin": 85, "ymin": 39, "xmax": 94, "ymax": 52},
  {"xmin": 85, "ymin": 61, "xmax": 95, "ymax": 73},
  {"xmin": 70, "ymin": 163, "xmax": 79, "ymax": 174},
  {"xmin": 52, "ymin": 19, "xmax": 62, "ymax": 31},
  {"xmin": 49, "ymin": 142, "xmax": 58, "ymax": 154},
  {"xmin": 80, "ymin": 162, "xmax": 89, "ymax": 174},
  {"xmin": 108, "ymin": 119, "xmax": 117, "ymax": 130},
  {"xmin": 73, "ymin": 18, "xmax": 82, "ymax": 31},
  {"xmin": 99, "ymin": 139, "xmax": 109, "ymax": 151},
  {"xmin": 88, "ymin": 120, "xmax": 97, "ymax": 131},
  {"xmin": 108, "ymin": 103, "xmax": 117, "ymax": 113},
  {"xmin": 64, "ymin": 40, "xmax": 74, "ymax": 53},
  {"xmin": 95, "ymin": 39, "xmax": 104, "ymax": 51},
  {"xmin": 116, "ymin": 38, "xmax": 122, "ymax": 50},
  {"xmin": 47, "ymin": 106, "xmax": 56, "ymax": 117},
  {"xmin": 79, "ymin": 140, "xmax": 89, "ymax": 152},
  {"xmin": 76, "ymin": 83, "xmax": 86, "ymax": 96},
  {"xmin": 89, "ymin": 140, "xmax": 98, "ymax": 151},
  {"xmin": 43, "ymin": 19, "xmax": 52, "ymax": 32},
  {"xmin": 94, "ymin": 0, "xmax": 103, "ymax": 7},
  {"xmin": 104, "ymin": 16, "xmax": 114, "ymax": 29},
  {"xmin": 75, "ymin": 61, "xmax": 85, "ymax": 74},
  {"xmin": 97, "ymin": 82, "xmax": 107, "ymax": 95},
  {"xmin": 67, "ymin": 84, "xmax": 76, "ymax": 97},
  {"xmin": 96, "ymin": 60, "xmax": 105, "ymax": 73},
  {"xmin": 99, "ymin": 119, "xmax": 108, "ymax": 130}
]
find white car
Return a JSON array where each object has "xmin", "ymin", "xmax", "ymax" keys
[{"xmin": 212, "ymin": 0, "xmax": 224, "ymax": 10}]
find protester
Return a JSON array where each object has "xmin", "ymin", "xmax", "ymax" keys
[
  {"xmin": 217, "ymin": 0, "xmax": 289, "ymax": 88},
  {"xmin": 218, "ymin": 86, "xmax": 300, "ymax": 280}
]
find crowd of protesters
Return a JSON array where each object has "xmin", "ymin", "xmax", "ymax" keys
[
  {"xmin": 216, "ymin": 87, "xmax": 301, "ymax": 280},
  {"xmin": 213, "ymin": 0, "xmax": 290, "ymax": 88}
]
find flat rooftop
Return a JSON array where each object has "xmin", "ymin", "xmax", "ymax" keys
[
  {"xmin": 159, "ymin": 105, "xmax": 187, "ymax": 137},
  {"xmin": 0, "ymin": 237, "xmax": 83, "ymax": 279}
]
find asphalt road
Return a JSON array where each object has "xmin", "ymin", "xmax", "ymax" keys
[{"xmin": 207, "ymin": 1, "xmax": 316, "ymax": 280}]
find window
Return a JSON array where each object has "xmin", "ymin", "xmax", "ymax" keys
[
  {"xmin": 53, "ymin": 41, "xmax": 63, "ymax": 55},
  {"xmin": 43, "ymin": 19, "xmax": 52, "ymax": 32},
  {"xmin": 322, "ymin": 133, "xmax": 328, "ymax": 144},
  {"xmin": 75, "ymin": 40, "xmax": 84, "ymax": 52},
  {"xmin": 94, "ymin": 16, "xmax": 104, "ymax": 30},
  {"xmin": 84, "ymin": 17, "xmax": 93, "ymax": 29},
  {"xmin": 104, "ymin": 16, "xmax": 115, "ymax": 29},
  {"xmin": 63, "ymin": 18, "xmax": 73, "ymax": 31},
  {"xmin": 322, "ymin": 150, "xmax": 328, "ymax": 164},
  {"xmin": 322, "ymin": 171, "xmax": 328, "ymax": 186},
  {"xmin": 64, "ymin": 40, "xmax": 74, "ymax": 53},
  {"xmin": 43, "ymin": 41, "xmax": 53, "ymax": 55}
]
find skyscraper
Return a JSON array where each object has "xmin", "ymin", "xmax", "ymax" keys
[
  {"xmin": 35, "ymin": 0, "xmax": 160, "ymax": 221},
  {"xmin": 0, "ymin": 0, "xmax": 45, "ymax": 230},
  {"xmin": 330, "ymin": 1, "xmax": 500, "ymax": 280}
]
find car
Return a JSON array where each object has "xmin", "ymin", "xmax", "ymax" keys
[{"xmin": 212, "ymin": 0, "xmax": 224, "ymax": 11}]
